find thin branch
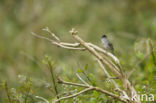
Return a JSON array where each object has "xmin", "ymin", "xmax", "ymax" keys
[
  {"xmin": 35, "ymin": 96, "xmax": 49, "ymax": 103},
  {"xmin": 70, "ymin": 29, "xmax": 121, "ymax": 78},
  {"xmin": 97, "ymin": 59, "xmax": 120, "ymax": 89},
  {"xmin": 58, "ymin": 78, "xmax": 88, "ymax": 88},
  {"xmin": 57, "ymin": 78, "xmax": 127, "ymax": 103},
  {"xmin": 42, "ymin": 27, "xmax": 60, "ymax": 42},
  {"xmin": 31, "ymin": 32, "xmax": 54, "ymax": 42},
  {"xmin": 70, "ymin": 28, "xmax": 140, "ymax": 102},
  {"xmin": 24, "ymin": 85, "xmax": 31, "ymax": 103},
  {"xmin": 100, "ymin": 53, "xmax": 120, "ymax": 72},
  {"xmin": 52, "ymin": 41, "xmax": 85, "ymax": 50},
  {"xmin": 56, "ymin": 90, "xmax": 77, "ymax": 97},
  {"xmin": 52, "ymin": 87, "xmax": 93, "ymax": 103},
  {"xmin": 31, "ymin": 32, "xmax": 85, "ymax": 50},
  {"xmin": 4, "ymin": 82, "xmax": 12, "ymax": 103},
  {"xmin": 93, "ymin": 87, "xmax": 128, "ymax": 102},
  {"xmin": 47, "ymin": 61, "xmax": 60, "ymax": 103},
  {"xmin": 79, "ymin": 66, "xmax": 93, "ymax": 84},
  {"xmin": 60, "ymin": 42, "xmax": 80, "ymax": 47},
  {"xmin": 60, "ymin": 41, "xmax": 120, "ymax": 64},
  {"xmin": 148, "ymin": 39, "xmax": 156, "ymax": 66},
  {"xmin": 87, "ymin": 43, "xmax": 120, "ymax": 64},
  {"xmin": 97, "ymin": 59, "xmax": 129, "ymax": 101},
  {"xmin": 76, "ymin": 73, "xmax": 89, "ymax": 86}
]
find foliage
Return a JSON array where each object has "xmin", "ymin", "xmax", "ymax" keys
[{"xmin": 0, "ymin": 0, "xmax": 156, "ymax": 103}]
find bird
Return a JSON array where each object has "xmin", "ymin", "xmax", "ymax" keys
[{"xmin": 101, "ymin": 35, "xmax": 114, "ymax": 54}]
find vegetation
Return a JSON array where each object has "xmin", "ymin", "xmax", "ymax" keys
[{"xmin": 0, "ymin": 0, "xmax": 156, "ymax": 103}]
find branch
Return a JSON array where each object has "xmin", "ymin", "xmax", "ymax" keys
[
  {"xmin": 32, "ymin": 28, "xmax": 141, "ymax": 103},
  {"xmin": 47, "ymin": 60, "xmax": 60, "ymax": 103},
  {"xmin": 60, "ymin": 42, "xmax": 80, "ymax": 47},
  {"xmin": 79, "ymin": 66, "xmax": 93, "ymax": 84},
  {"xmin": 56, "ymin": 78, "xmax": 127, "ymax": 103},
  {"xmin": 70, "ymin": 28, "xmax": 140, "ymax": 102},
  {"xmin": 87, "ymin": 43, "xmax": 120, "ymax": 64},
  {"xmin": 4, "ymin": 82, "xmax": 12, "ymax": 103},
  {"xmin": 42, "ymin": 27, "xmax": 60, "ymax": 42},
  {"xmin": 31, "ymin": 32, "xmax": 54, "ymax": 42},
  {"xmin": 76, "ymin": 73, "xmax": 89, "ymax": 86},
  {"xmin": 58, "ymin": 78, "xmax": 88, "ymax": 88},
  {"xmin": 52, "ymin": 87, "xmax": 94, "ymax": 103},
  {"xmin": 70, "ymin": 29, "xmax": 121, "ymax": 78},
  {"xmin": 36, "ymin": 96, "xmax": 49, "ymax": 103},
  {"xmin": 97, "ymin": 59, "xmax": 120, "ymax": 89},
  {"xmin": 31, "ymin": 32, "xmax": 85, "ymax": 50},
  {"xmin": 52, "ymin": 41, "xmax": 85, "ymax": 50}
]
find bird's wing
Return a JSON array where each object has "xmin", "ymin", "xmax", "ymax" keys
[{"xmin": 108, "ymin": 43, "xmax": 114, "ymax": 51}]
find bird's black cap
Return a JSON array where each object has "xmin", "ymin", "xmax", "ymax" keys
[{"xmin": 102, "ymin": 35, "xmax": 107, "ymax": 38}]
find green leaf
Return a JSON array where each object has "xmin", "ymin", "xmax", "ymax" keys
[
  {"xmin": 45, "ymin": 55, "xmax": 49, "ymax": 59},
  {"xmin": 77, "ymin": 69, "xmax": 83, "ymax": 73},
  {"xmin": 42, "ymin": 59, "xmax": 47, "ymax": 64},
  {"xmin": 137, "ymin": 51, "xmax": 144, "ymax": 59},
  {"xmin": 84, "ymin": 64, "xmax": 88, "ymax": 70},
  {"xmin": 51, "ymin": 61, "xmax": 55, "ymax": 65},
  {"xmin": 89, "ymin": 74, "xmax": 96, "ymax": 86},
  {"xmin": 0, "ymin": 82, "xmax": 5, "ymax": 89},
  {"xmin": 90, "ymin": 97, "xmax": 96, "ymax": 103},
  {"xmin": 93, "ymin": 90, "xmax": 99, "ymax": 98}
]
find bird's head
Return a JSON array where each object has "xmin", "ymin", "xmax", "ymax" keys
[{"xmin": 102, "ymin": 35, "xmax": 107, "ymax": 38}]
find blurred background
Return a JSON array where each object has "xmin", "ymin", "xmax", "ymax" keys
[{"xmin": 0, "ymin": 0, "xmax": 156, "ymax": 102}]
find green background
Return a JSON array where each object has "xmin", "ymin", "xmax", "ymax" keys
[{"xmin": 0, "ymin": 0, "xmax": 156, "ymax": 102}]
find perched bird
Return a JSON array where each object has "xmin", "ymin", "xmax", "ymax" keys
[{"xmin": 101, "ymin": 35, "xmax": 114, "ymax": 54}]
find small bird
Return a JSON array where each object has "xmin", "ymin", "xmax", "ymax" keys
[{"xmin": 101, "ymin": 35, "xmax": 114, "ymax": 54}]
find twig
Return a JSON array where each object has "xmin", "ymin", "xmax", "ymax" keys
[
  {"xmin": 47, "ymin": 61, "xmax": 60, "ymax": 103},
  {"xmin": 60, "ymin": 42, "xmax": 80, "ymax": 47},
  {"xmin": 70, "ymin": 29, "xmax": 121, "ymax": 78},
  {"xmin": 58, "ymin": 78, "xmax": 88, "ymax": 88},
  {"xmin": 87, "ymin": 43, "xmax": 120, "ymax": 64},
  {"xmin": 97, "ymin": 59, "xmax": 120, "ymax": 89},
  {"xmin": 31, "ymin": 32, "xmax": 85, "ymax": 50},
  {"xmin": 97, "ymin": 58, "xmax": 128, "ymax": 99},
  {"xmin": 56, "ymin": 78, "xmax": 127, "ymax": 103},
  {"xmin": 52, "ymin": 87, "xmax": 94, "ymax": 103},
  {"xmin": 76, "ymin": 73, "xmax": 89, "ymax": 86},
  {"xmin": 93, "ymin": 87, "xmax": 128, "ymax": 102},
  {"xmin": 32, "ymin": 31, "xmax": 119, "ymax": 64},
  {"xmin": 79, "ymin": 66, "xmax": 93, "ymax": 84},
  {"xmin": 52, "ymin": 41, "xmax": 85, "ymax": 50},
  {"xmin": 56, "ymin": 90, "xmax": 77, "ymax": 97},
  {"xmin": 35, "ymin": 96, "xmax": 49, "ymax": 103},
  {"xmin": 148, "ymin": 39, "xmax": 156, "ymax": 66},
  {"xmin": 24, "ymin": 85, "xmax": 31, "ymax": 103},
  {"xmin": 100, "ymin": 53, "xmax": 120, "ymax": 72},
  {"xmin": 42, "ymin": 27, "xmax": 60, "ymax": 42},
  {"xmin": 4, "ymin": 82, "xmax": 12, "ymax": 103},
  {"xmin": 31, "ymin": 32, "xmax": 54, "ymax": 42}
]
